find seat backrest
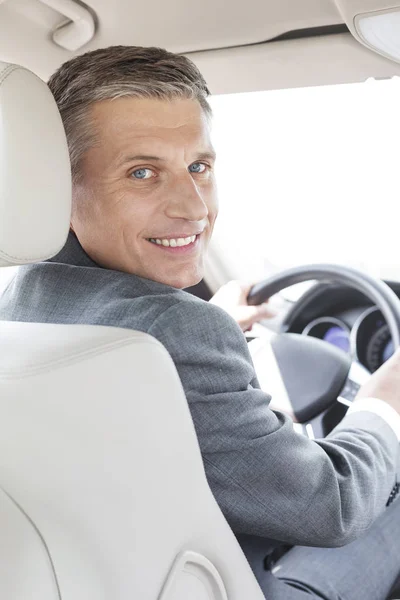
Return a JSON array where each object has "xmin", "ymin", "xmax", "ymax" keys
[
  {"xmin": 0, "ymin": 63, "xmax": 265, "ymax": 599},
  {"xmin": 0, "ymin": 321, "xmax": 265, "ymax": 599}
]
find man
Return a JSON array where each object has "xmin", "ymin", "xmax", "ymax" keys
[{"xmin": 0, "ymin": 46, "xmax": 399, "ymax": 600}]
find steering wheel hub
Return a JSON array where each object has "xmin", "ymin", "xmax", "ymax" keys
[{"xmin": 270, "ymin": 333, "xmax": 351, "ymax": 422}]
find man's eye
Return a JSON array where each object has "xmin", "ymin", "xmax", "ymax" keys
[
  {"xmin": 188, "ymin": 162, "xmax": 207, "ymax": 174},
  {"xmin": 131, "ymin": 168, "xmax": 154, "ymax": 180}
]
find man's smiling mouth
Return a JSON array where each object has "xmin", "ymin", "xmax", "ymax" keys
[{"xmin": 147, "ymin": 234, "xmax": 198, "ymax": 248}]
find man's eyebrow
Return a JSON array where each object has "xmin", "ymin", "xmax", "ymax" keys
[
  {"xmin": 196, "ymin": 150, "xmax": 217, "ymax": 162},
  {"xmin": 119, "ymin": 155, "xmax": 165, "ymax": 165},
  {"xmin": 118, "ymin": 150, "xmax": 216, "ymax": 166}
]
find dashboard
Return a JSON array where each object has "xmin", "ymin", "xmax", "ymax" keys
[{"xmin": 283, "ymin": 280, "xmax": 400, "ymax": 373}]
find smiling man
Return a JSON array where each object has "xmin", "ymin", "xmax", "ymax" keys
[
  {"xmin": 71, "ymin": 96, "xmax": 217, "ymax": 289},
  {"xmin": 1, "ymin": 46, "xmax": 400, "ymax": 600}
]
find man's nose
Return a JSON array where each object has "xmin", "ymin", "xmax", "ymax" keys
[{"xmin": 165, "ymin": 172, "xmax": 209, "ymax": 222}]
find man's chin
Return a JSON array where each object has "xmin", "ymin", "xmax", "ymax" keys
[
  {"xmin": 151, "ymin": 269, "xmax": 203, "ymax": 290},
  {"xmin": 165, "ymin": 275, "xmax": 203, "ymax": 290}
]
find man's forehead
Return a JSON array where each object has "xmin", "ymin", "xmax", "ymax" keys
[
  {"xmin": 91, "ymin": 96, "xmax": 210, "ymax": 134},
  {"xmin": 90, "ymin": 97, "xmax": 214, "ymax": 162}
]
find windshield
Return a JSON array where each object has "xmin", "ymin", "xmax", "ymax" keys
[{"xmin": 209, "ymin": 77, "xmax": 400, "ymax": 285}]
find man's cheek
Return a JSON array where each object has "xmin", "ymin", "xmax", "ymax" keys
[
  {"xmin": 209, "ymin": 187, "xmax": 219, "ymax": 218},
  {"xmin": 209, "ymin": 204, "xmax": 219, "ymax": 232}
]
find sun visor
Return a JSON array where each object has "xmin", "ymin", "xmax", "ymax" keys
[{"xmin": 335, "ymin": 1, "xmax": 400, "ymax": 64}]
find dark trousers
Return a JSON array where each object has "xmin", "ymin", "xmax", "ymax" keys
[{"xmin": 246, "ymin": 494, "xmax": 400, "ymax": 600}]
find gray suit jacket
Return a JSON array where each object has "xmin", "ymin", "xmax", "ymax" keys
[{"xmin": 0, "ymin": 232, "xmax": 398, "ymax": 559}]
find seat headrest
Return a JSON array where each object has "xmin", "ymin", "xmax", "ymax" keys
[{"xmin": 0, "ymin": 63, "xmax": 71, "ymax": 267}]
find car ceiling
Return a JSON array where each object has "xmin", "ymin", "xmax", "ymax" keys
[{"xmin": 1, "ymin": 0, "xmax": 400, "ymax": 93}]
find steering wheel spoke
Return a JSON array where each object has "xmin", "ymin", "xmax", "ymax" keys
[{"xmin": 337, "ymin": 361, "xmax": 370, "ymax": 408}]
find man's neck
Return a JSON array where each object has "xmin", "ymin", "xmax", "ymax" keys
[{"xmin": 48, "ymin": 231, "xmax": 100, "ymax": 269}]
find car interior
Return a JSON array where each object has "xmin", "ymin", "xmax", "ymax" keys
[{"xmin": 1, "ymin": 0, "xmax": 400, "ymax": 598}]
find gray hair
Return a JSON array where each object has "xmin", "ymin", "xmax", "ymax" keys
[{"xmin": 48, "ymin": 45, "xmax": 212, "ymax": 183}]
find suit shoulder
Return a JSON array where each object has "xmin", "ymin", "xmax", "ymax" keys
[{"xmin": 149, "ymin": 293, "xmax": 243, "ymax": 341}]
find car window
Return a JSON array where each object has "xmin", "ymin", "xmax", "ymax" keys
[{"xmin": 209, "ymin": 77, "xmax": 400, "ymax": 284}]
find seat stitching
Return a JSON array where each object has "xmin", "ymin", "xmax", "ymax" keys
[
  {"xmin": 0, "ymin": 335, "xmax": 168, "ymax": 379},
  {"xmin": 0, "ymin": 246, "xmax": 67, "ymax": 264},
  {"xmin": 0, "ymin": 64, "xmax": 19, "ymax": 86}
]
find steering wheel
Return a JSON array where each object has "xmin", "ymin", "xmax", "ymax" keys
[{"xmin": 247, "ymin": 264, "xmax": 400, "ymax": 434}]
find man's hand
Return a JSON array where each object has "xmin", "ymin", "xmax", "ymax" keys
[
  {"xmin": 355, "ymin": 347, "xmax": 400, "ymax": 415},
  {"xmin": 209, "ymin": 280, "xmax": 277, "ymax": 332}
]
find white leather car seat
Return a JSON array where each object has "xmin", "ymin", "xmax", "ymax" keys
[{"xmin": 0, "ymin": 62, "xmax": 265, "ymax": 599}]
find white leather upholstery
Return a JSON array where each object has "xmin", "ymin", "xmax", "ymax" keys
[
  {"xmin": 0, "ymin": 488, "xmax": 60, "ymax": 598},
  {"xmin": 0, "ymin": 322, "xmax": 265, "ymax": 599},
  {"xmin": 0, "ymin": 63, "xmax": 265, "ymax": 598},
  {"xmin": 0, "ymin": 62, "xmax": 71, "ymax": 267}
]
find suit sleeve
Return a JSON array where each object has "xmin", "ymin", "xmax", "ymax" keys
[{"xmin": 148, "ymin": 298, "xmax": 399, "ymax": 547}]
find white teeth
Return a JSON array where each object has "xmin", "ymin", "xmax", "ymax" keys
[{"xmin": 149, "ymin": 235, "xmax": 197, "ymax": 247}]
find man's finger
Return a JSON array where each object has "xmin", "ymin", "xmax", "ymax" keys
[
  {"xmin": 253, "ymin": 303, "xmax": 278, "ymax": 320},
  {"xmin": 243, "ymin": 304, "xmax": 277, "ymax": 327}
]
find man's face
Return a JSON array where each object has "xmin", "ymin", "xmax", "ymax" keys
[{"xmin": 71, "ymin": 97, "xmax": 218, "ymax": 289}]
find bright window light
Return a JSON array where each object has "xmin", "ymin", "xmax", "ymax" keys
[{"xmin": 209, "ymin": 77, "xmax": 400, "ymax": 283}]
